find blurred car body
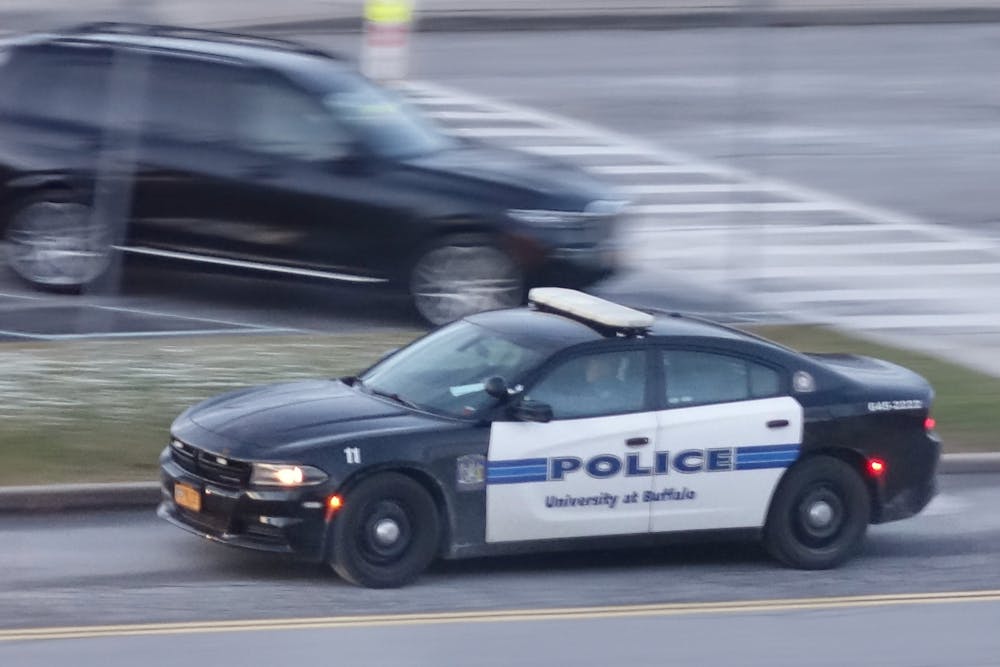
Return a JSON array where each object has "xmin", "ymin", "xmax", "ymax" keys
[{"xmin": 0, "ymin": 23, "xmax": 624, "ymax": 324}]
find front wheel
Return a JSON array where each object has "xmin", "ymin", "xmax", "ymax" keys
[
  {"xmin": 329, "ymin": 472, "xmax": 442, "ymax": 588},
  {"xmin": 409, "ymin": 237, "xmax": 525, "ymax": 326},
  {"xmin": 763, "ymin": 455, "xmax": 870, "ymax": 569}
]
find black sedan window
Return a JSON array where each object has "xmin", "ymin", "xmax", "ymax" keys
[
  {"xmin": 318, "ymin": 71, "xmax": 455, "ymax": 159},
  {"xmin": 234, "ymin": 77, "xmax": 350, "ymax": 162},
  {"xmin": 360, "ymin": 321, "xmax": 551, "ymax": 417}
]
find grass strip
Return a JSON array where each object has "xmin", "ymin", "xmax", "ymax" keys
[
  {"xmin": 749, "ymin": 325, "xmax": 998, "ymax": 453},
  {"xmin": 0, "ymin": 324, "xmax": 994, "ymax": 486}
]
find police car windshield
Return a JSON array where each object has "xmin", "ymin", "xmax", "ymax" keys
[{"xmin": 359, "ymin": 321, "xmax": 552, "ymax": 418}]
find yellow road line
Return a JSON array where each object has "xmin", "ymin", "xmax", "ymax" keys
[{"xmin": 3, "ymin": 590, "xmax": 1000, "ymax": 643}]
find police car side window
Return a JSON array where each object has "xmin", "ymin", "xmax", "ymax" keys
[
  {"xmin": 662, "ymin": 350, "xmax": 781, "ymax": 407},
  {"xmin": 525, "ymin": 350, "xmax": 646, "ymax": 420}
]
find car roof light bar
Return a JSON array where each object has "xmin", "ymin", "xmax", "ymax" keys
[{"xmin": 528, "ymin": 288, "xmax": 654, "ymax": 333}]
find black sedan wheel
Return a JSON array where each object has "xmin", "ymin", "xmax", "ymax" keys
[
  {"xmin": 329, "ymin": 472, "xmax": 441, "ymax": 588},
  {"xmin": 763, "ymin": 455, "xmax": 870, "ymax": 569},
  {"xmin": 410, "ymin": 237, "xmax": 524, "ymax": 326},
  {"xmin": 4, "ymin": 196, "xmax": 110, "ymax": 289}
]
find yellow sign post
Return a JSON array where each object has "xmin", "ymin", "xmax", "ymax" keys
[{"xmin": 361, "ymin": 0, "xmax": 415, "ymax": 81}]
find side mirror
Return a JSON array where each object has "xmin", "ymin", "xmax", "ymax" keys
[
  {"xmin": 510, "ymin": 399, "xmax": 553, "ymax": 424},
  {"xmin": 484, "ymin": 376, "xmax": 509, "ymax": 400}
]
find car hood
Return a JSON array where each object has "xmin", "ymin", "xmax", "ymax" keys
[
  {"xmin": 402, "ymin": 143, "xmax": 613, "ymax": 205},
  {"xmin": 178, "ymin": 380, "xmax": 432, "ymax": 457}
]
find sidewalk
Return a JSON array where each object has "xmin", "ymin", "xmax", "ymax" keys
[{"xmin": 3, "ymin": 0, "xmax": 1000, "ymax": 33}]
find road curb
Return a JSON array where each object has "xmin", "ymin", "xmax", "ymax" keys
[
  {"xmin": 232, "ymin": 8, "xmax": 1000, "ymax": 34},
  {"xmin": 0, "ymin": 481, "xmax": 161, "ymax": 513},
  {"xmin": 1, "ymin": 453, "xmax": 998, "ymax": 513},
  {"xmin": 937, "ymin": 452, "xmax": 1000, "ymax": 475}
]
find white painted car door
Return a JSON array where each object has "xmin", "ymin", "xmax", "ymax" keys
[
  {"xmin": 650, "ymin": 349, "xmax": 804, "ymax": 533},
  {"xmin": 485, "ymin": 349, "xmax": 657, "ymax": 543}
]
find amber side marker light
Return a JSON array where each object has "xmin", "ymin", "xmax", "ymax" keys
[
  {"xmin": 325, "ymin": 495, "xmax": 343, "ymax": 522},
  {"xmin": 868, "ymin": 459, "xmax": 886, "ymax": 477}
]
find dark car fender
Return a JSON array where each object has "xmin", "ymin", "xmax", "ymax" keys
[{"xmin": 316, "ymin": 422, "xmax": 492, "ymax": 562}]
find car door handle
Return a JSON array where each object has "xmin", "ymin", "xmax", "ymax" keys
[
  {"xmin": 767, "ymin": 419, "xmax": 790, "ymax": 429},
  {"xmin": 625, "ymin": 437, "xmax": 650, "ymax": 447}
]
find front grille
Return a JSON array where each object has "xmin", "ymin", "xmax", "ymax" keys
[
  {"xmin": 242, "ymin": 522, "xmax": 287, "ymax": 544},
  {"xmin": 178, "ymin": 507, "xmax": 231, "ymax": 534},
  {"xmin": 170, "ymin": 439, "xmax": 251, "ymax": 487}
]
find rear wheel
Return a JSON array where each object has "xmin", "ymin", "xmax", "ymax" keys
[
  {"xmin": 409, "ymin": 236, "xmax": 524, "ymax": 326},
  {"xmin": 763, "ymin": 455, "xmax": 870, "ymax": 569},
  {"xmin": 329, "ymin": 472, "xmax": 441, "ymax": 588},
  {"xmin": 4, "ymin": 195, "xmax": 110, "ymax": 289}
]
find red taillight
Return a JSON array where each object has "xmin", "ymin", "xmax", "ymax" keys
[
  {"xmin": 925, "ymin": 416, "xmax": 936, "ymax": 431},
  {"xmin": 868, "ymin": 459, "xmax": 886, "ymax": 477}
]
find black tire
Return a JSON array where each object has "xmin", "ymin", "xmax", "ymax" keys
[
  {"xmin": 763, "ymin": 455, "xmax": 870, "ymax": 570},
  {"xmin": 408, "ymin": 234, "xmax": 525, "ymax": 326},
  {"xmin": 329, "ymin": 472, "xmax": 442, "ymax": 588},
  {"xmin": 3, "ymin": 192, "xmax": 110, "ymax": 291}
]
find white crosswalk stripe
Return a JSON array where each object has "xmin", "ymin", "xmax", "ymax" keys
[{"xmin": 396, "ymin": 79, "xmax": 1000, "ymax": 371}]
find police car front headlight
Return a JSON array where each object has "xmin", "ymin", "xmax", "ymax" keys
[{"xmin": 250, "ymin": 463, "xmax": 328, "ymax": 487}]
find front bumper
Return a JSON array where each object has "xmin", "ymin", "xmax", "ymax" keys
[{"xmin": 158, "ymin": 449, "xmax": 331, "ymax": 561}]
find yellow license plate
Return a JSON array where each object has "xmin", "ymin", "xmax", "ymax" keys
[{"xmin": 174, "ymin": 483, "xmax": 201, "ymax": 513}]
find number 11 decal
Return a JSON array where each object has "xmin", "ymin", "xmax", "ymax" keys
[{"xmin": 344, "ymin": 447, "xmax": 362, "ymax": 464}]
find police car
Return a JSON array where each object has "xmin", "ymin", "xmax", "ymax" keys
[{"xmin": 159, "ymin": 289, "xmax": 940, "ymax": 587}]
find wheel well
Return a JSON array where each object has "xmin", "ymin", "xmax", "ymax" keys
[
  {"xmin": 796, "ymin": 448, "xmax": 878, "ymax": 522},
  {"xmin": 1, "ymin": 183, "xmax": 77, "ymax": 233},
  {"xmin": 389, "ymin": 222, "xmax": 498, "ymax": 286},
  {"xmin": 337, "ymin": 464, "xmax": 453, "ymax": 557}
]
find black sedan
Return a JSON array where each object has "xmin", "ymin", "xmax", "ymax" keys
[
  {"xmin": 0, "ymin": 23, "xmax": 623, "ymax": 324},
  {"xmin": 159, "ymin": 288, "xmax": 940, "ymax": 587}
]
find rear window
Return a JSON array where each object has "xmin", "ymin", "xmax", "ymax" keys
[
  {"xmin": 0, "ymin": 45, "xmax": 112, "ymax": 126},
  {"xmin": 662, "ymin": 350, "xmax": 783, "ymax": 407}
]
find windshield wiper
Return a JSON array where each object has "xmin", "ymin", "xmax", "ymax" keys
[{"xmin": 368, "ymin": 387, "xmax": 421, "ymax": 411}]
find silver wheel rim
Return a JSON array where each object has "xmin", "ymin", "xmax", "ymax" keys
[
  {"xmin": 5, "ymin": 202, "xmax": 110, "ymax": 286},
  {"xmin": 806, "ymin": 500, "xmax": 835, "ymax": 529},
  {"xmin": 410, "ymin": 244, "xmax": 523, "ymax": 325},
  {"xmin": 373, "ymin": 518, "xmax": 402, "ymax": 546}
]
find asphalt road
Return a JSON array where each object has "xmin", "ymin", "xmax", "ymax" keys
[
  {"xmin": 1, "ymin": 473, "xmax": 998, "ymax": 662},
  {"xmin": 1, "ymin": 474, "xmax": 997, "ymax": 628},
  {"xmin": 392, "ymin": 24, "xmax": 1000, "ymax": 235},
  {"xmin": 3, "ymin": 599, "xmax": 1000, "ymax": 666}
]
